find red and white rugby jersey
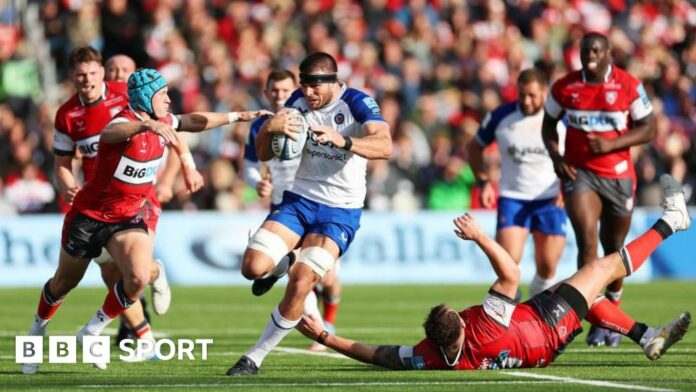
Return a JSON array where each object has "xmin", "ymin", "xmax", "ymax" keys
[
  {"xmin": 53, "ymin": 81, "xmax": 129, "ymax": 182},
  {"xmin": 545, "ymin": 66, "xmax": 653, "ymax": 179},
  {"xmin": 401, "ymin": 290, "xmax": 581, "ymax": 370},
  {"xmin": 71, "ymin": 106, "xmax": 178, "ymax": 222}
]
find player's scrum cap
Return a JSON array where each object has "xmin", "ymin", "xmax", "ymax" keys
[{"xmin": 128, "ymin": 68, "xmax": 167, "ymax": 117}]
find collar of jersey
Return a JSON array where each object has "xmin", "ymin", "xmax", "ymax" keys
[
  {"xmin": 310, "ymin": 82, "xmax": 346, "ymax": 113},
  {"xmin": 78, "ymin": 82, "xmax": 107, "ymax": 107},
  {"xmin": 127, "ymin": 104, "xmax": 145, "ymax": 121},
  {"xmin": 439, "ymin": 344, "xmax": 463, "ymax": 367},
  {"xmin": 581, "ymin": 65, "xmax": 612, "ymax": 84}
]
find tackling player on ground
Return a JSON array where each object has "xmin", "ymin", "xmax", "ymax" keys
[
  {"xmin": 21, "ymin": 68, "xmax": 268, "ymax": 374},
  {"xmin": 469, "ymin": 68, "xmax": 566, "ymax": 299},
  {"xmin": 298, "ymin": 175, "xmax": 691, "ymax": 370},
  {"xmin": 542, "ymin": 32, "xmax": 657, "ymax": 347}
]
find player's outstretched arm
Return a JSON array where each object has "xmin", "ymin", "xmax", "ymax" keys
[
  {"xmin": 453, "ymin": 214, "xmax": 520, "ymax": 299},
  {"xmin": 101, "ymin": 119, "xmax": 180, "ymax": 145},
  {"xmin": 297, "ymin": 315, "xmax": 409, "ymax": 370},
  {"xmin": 178, "ymin": 110, "xmax": 273, "ymax": 133}
]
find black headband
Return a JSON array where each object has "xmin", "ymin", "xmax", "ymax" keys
[{"xmin": 299, "ymin": 72, "xmax": 338, "ymax": 84}]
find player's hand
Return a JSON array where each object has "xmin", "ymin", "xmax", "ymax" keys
[
  {"xmin": 236, "ymin": 110, "xmax": 274, "ymax": 122},
  {"xmin": 453, "ymin": 213, "xmax": 485, "ymax": 242},
  {"xmin": 64, "ymin": 186, "xmax": 81, "ymax": 205},
  {"xmin": 480, "ymin": 182, "xmax": 496, "ymax": 209},
  {"xmin": 310, "ymin": 125, "xmax": 341, "ymax": 146},
  {"xmin": 551, "ymin": 156, "xmax": 577, "ymax": 181},
  {"xmin": 256, "ymin": 173, "xmax": 273, "ymax": 198},
  {"xmin": 587, "ymin": 133, "xmax": 615, "ymax": 154},
  {"xmin": 296, "ymin": 314, "xmax": 325, "ymax": 341},
  {"xmin": 147, "ymin": 120, "xmax": 179, "ymax": 146},
  {"xmin": 266, "ymin": 109, "xmax": 304, "ymax": 141},
  {"xmin": 182, "ymin": 167, "xmax": 204, "ymax": 194},
  {"xmin": 554, "ymin": 192, "xmax": 565, "ymax": 208},
  {"xmin": 156, "ymin": 182, "xmax": 174, "ymax": 203}
]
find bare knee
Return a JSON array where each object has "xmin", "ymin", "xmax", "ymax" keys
[
  {"xmin": 240, "ymin": 250, "xmax": 274, "ymax": 280},
  {"xmin": 122, "ymin": 269, "xmax": 149, "ymax": 297},
  {"xmin": 100, "ymin": 262, "xmax": 121, "ymax": 287}
]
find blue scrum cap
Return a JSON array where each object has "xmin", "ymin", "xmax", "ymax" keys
[{"xmin": 127, "ymin": 68, "xmax": 167, "ymax": 116}]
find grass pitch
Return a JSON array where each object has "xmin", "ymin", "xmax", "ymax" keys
[{"xmin": 1, "ymin": 282, "xmax": 695, "ymax": 391}]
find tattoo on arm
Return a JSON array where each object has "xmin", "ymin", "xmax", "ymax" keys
[{"xmin": 373, "ymin": 346, "xmax": 407, "ymax": 370}]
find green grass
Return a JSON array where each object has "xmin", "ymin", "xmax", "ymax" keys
[{"xmin": 1, "ymin": 282, "xmax": 695, "ymax": 391}]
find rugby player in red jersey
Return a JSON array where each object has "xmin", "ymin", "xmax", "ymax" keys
[
  {"xmin": 101, "ymin": 53, "xmax": 204, "ymax": 354},
  {"xmin": 297, "ymin": 175, "xmax": 690, "ymax": 371},
  {"xmin": 542, "ymin": 32, "xmax": 657, "ymax": 347},
  {"xmin": 21, "ymin": 68, "xmax": 270, "ymax": 374}
]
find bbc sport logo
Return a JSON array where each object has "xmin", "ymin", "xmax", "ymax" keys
[{"xmin": 16, "ymin": 336, "xmax": 213, "ymax": 364}]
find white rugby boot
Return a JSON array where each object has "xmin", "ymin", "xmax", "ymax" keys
[
  {"xmin": 151, "ymin": 259, "xmax": 171, "ymax": 315},
  {"xmin": 642, "ymin": 312, "xmax": 691, "ymax": 360},
  {"xmin": 77, "ymin": 326, "xmax": 108, "ymax": 370},
  {"xmin": 659, "ymin": 174, "xmax": 691, "ymax": 233},
  {"xmin": 20, "ymin": 316, "xmax": 48, "ymax": 374}
]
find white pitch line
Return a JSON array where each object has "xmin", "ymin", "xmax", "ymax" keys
[
  {"xmin": 505, "ymin": 371, "xmax": 675, "ymax": 392},
  {"xmin": 274, "ymin": 346, "xmax": 348, "ymax": 359},
  {"xmin": 78, "ymin": 380, "xmax": 554, "ymax": 389},
  {"xmin": 80, "ymin": 381, "xmax": 556, "ymax": 388}
]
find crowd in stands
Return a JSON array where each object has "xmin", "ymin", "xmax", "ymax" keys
[{"xmin": 1, "ymin": 0, "xmax": 695, "ymax": 215}]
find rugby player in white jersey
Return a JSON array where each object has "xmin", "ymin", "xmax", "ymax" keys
[
  {"xmin": 242, "ymin": 69, "xmax": 342, "ymax": 350},
  {"xmin": 469, "ymin": 68, "xmax": 566, "ymax": 299},
  {"xmin": 227, "ymin": 52, "xmax": 392, "ymax": 375}
]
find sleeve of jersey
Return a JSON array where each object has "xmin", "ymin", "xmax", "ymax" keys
[
  {"xmin": 344, "ymin": 89, "xmax": 386, "ymax": 125},
  {"xmin": 629, "ymin": 83, "xmax": 653, "ymax": 121},
  {"xmin": 475, "ymin": 112, "xmax": 497, "ymax": 147},
  {"xmin": 284, "ymin": 89, "xmax": 305, "ymax": 109},
  {"xmin": 411, "ymin": 340, "xmax": 447, "ymax": 369},
  {"xmin": 544, "ymin": 87, "xmax": 564, "ymax": 119},
  {"xmin": 243, "ymin": 119, "xmax": 263, "ymax": 162},
  {"xmin": 53, "ymin": 129, "xmax": 75, "ymax": 155},
  {"xmin": 482, "ymin": 289, "xmax": 517, "ymax": 328}
]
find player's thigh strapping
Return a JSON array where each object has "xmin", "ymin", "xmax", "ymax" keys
[{"xmin": 267, "ymin": 191, "xmax": 360, "ymax": 277}]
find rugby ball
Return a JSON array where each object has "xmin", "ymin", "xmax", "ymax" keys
[{"xmin": 271, "ymin": 108, "xmax": 308, "ymax": 160}]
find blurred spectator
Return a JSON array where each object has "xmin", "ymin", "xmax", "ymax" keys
[
  {"xmin": 0, "ymin": 178, "xmax": 17, "ymax": 215},
  {"xmin": 0, "ymin": 0, "xmax": 692, "ymax": 212},
  {"xmin": 4, "ymin": 162, "xmax": 55, "ymax": 213},
  {"xmin": 427, "ymin": 156, "xmax": 476, "ymax": 210}
]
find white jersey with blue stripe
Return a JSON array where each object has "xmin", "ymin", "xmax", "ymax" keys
[
  {"xmin": 285, "ymin": 83, "xmax": 386, "ymax": 208},
  {"xmin": 476, "ymin": 102, "xmax": 563, "ymax": 200},
  {"xmin": 244, "ymin": 114, "xmax": 300, "ymax": 205}
]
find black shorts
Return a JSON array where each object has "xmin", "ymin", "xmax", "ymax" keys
[
  {"xmin": 61, "ymin": 212, "xmax": 147, "ymax": 259},
  {"xmin": 525, "ymin": 283, "xmax": 587, "ymax": 355},
  {"xmin": 562, "ymin": 168, "xmax": 634, "ymax": 217}
]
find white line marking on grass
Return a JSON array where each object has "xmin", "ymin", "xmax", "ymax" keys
[
  {"xmin": 505, "ymin": 371, "xmax": 675, "ymax": 392},
  {"xmin": 275, "ymin": 346, "xmax": 348, "ymax": 359},
  {"xmin": 80, "ymin": 381, "xmax": 556, "ymax": 388}
]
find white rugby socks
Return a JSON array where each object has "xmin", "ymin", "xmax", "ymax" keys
[
  {"xmin": 529, "ymin": 274, "xmax": 555, "ymax": 297},
  {"xmin": 246, "ymin": 306, "xmax": 300, "ymax": 366}
]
